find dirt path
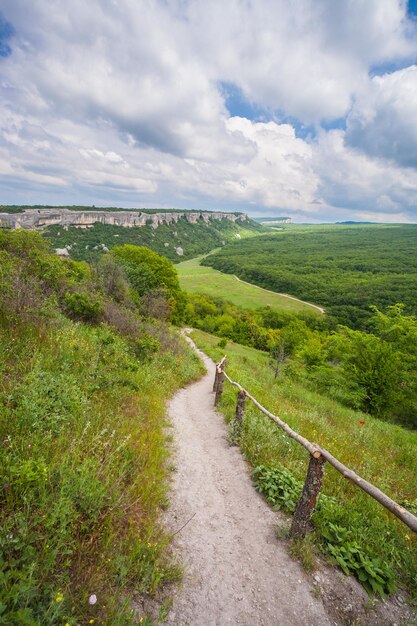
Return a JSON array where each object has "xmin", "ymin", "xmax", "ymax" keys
[
  {"xmin": 232, "ymin": 275, "xmax": 325, "ymax": 314},
  {"xmin": 165, "ymin": 338, "xmax": 331, "ymax": 626}
]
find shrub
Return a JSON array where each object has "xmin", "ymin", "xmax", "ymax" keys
[{"xmin": 63, "ymin": 291, "xmax": 104, "ymax": 322}]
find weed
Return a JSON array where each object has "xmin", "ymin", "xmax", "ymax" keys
[
  {"xmin": 0, "ymin": 231, "xmax": 204, "ymax": 623},
  {"xmin": 253, "ymin": 464, "xmax": 302, "ymax": 513},
  {"xmin": 288, "ymin": 536, "xmax": 318, "ymax": 573}
]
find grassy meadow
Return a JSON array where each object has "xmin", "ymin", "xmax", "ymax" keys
[
  {"xmin": 190, "ymin": 329, "xmax": 417, "ymax": 596},
  {"xmin": 177, "ymin": 256, "xmax": 322, "ymax": 315}
]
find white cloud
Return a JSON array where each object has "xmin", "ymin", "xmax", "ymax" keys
[
  {"xmin": 0, "ymin": 0, "xmax": 417, "ymax": 220},
  {"xmin": 313, "ymin": 129, "xmax": 417, "ymax": 217},
  {"xmin": 346, "ymin": 65, "xmax": 417, "ymax": 168}
]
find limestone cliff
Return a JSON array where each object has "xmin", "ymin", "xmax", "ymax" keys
[{"xmin": 0, "ymin": 208, "xmax": 248, "ymax": 230}]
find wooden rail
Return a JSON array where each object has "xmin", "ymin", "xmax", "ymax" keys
[{"xmin": 213, "ymin": 357, "xmax": 417, "ymax": 537}]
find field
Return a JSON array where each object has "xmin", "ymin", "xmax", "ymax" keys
[
  {"xmin": 177, "ymin": 255, "xmax": 322, "ymax": 315},
  {"xmin": 202, "ymin": 224, "xmax": 417, "ymax": 328},
  {"xmin": 190, "ymin": 329, "xmax": 417, "ymax": 595}
]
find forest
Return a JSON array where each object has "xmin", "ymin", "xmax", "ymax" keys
[
  {"xmin": 42, "ymin": 217, "xmax": 263, "ymax": 263},
  {"xmin": 201, "ymin": 224, "xmax": 417, "ymax": 328}
]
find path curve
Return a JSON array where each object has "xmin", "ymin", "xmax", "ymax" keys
[
  {"xmin": 165, "ymin": 337, "xmax": 331, "ymax": 626},
  {"xmin": 233, "ymin": 275, "xmax": 325, "ymax": 314}
]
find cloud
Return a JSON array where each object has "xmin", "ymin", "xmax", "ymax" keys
[
  {"xmin": 346, "ymin": 65, "xmax": 417, "ymax": 168},
  {"xmin": 313, "ymin": 129, "xmax": 417, "ymax": 219},
  {"xmin": 0, "ymin": 0, "xmax": 417, "ymax": 221}
]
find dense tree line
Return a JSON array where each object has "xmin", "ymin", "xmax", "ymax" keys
[
  {"xmin": 185, "ymin": 293, "xmax": 417, "ymax": 428},
  {"xmin": 201, "ymin": 224, "xmax": 417, "ymax": 328}
]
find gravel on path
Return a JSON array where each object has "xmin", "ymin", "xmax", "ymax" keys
[{"xmin": 165, "ymin": 337, "xmax": 331, "ymax": 626}]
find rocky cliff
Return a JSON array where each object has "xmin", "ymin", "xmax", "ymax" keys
[{"xmin": 0, "ymin": 208, "xmax": 248, "ymax": 230}]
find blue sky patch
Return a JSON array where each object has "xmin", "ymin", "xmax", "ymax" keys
[
  {"xmin": 408, "ymin": 0, "xmax": 417, "ymax": 17},
  {"xmin": 0, "ymin": 13, "xmax": 14, "ymax": 58},
  {"xmin": 220, "ymin": 81, "xmax": 269, "ymax": 121}
]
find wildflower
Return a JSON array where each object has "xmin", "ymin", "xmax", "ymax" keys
[
  {"xmin": 89, "ymin": 594, "xmax": 97, "ymax": 605},
  {"xmin": 89, "ymin": 620, "xmax": 95, "ymax": 624},
  {"xmin": 55, "ymin": 593, "xmax": 64, "ymax": 603},
  {"xmin": 359, "ymin": 420, "xmax": 366, "ymax": 425}
]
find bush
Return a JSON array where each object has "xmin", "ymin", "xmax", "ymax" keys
[{"xmin": 63, "ymin": 291, "xmax": 104, "ymax": 322}]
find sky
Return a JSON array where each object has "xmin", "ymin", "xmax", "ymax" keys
[{"xmin": 1, "ymin": 1, "xmax": 417, "ymax": 222}]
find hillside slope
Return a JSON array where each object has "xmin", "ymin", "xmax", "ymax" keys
[
  {"xmin": 0, "ymin": 230, "xmax": 203, "ymax": 624},
  {"xmin": 190, "ymin": 330, "xmax": 417, "ymax": 600},
  {"xmin": 42, "ymin": 216, "xmax": 264, "ymax": 263}
]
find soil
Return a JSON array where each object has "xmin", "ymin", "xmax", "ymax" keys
[{"xmin": 164, "ymin": 336, "xmax": 415, "ymax": 626}]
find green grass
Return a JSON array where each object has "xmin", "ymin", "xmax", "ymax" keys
[
  {"xmin": 177, "ymin": 256, "xmax": 322, "ymax": 314},
  {"xmin": 0, "ymin": 230, "xmax": 206, "ymax": 624},
  {"xmin": 1, "ymin": 320, "xmax": 204, "ymax": 625},
  {"xmin": 190, "ymin": 329, "xmax": 417, "ymax": 595}
]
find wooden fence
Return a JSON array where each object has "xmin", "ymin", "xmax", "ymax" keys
[{"xmin": 212, "ymin": 357, "xmax": 417, "ymax": 538}]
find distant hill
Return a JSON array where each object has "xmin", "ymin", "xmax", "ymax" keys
[
  {"xmin": 253, "ymin": 216, "xmax": 291, "ymax": 224},
  {"xmin": 0, "ymin": 204, "xmax": 243, "ymax": 215},
  {"xmin": 0, "ymin": 205, "xmax": 265, "ymax": 263},
  {"xmin": 40, "ymin": 213, "xmax": 264, "ymax": 263},
  {"xmin": 336, "ymin": 221, "xmax": 376, "ymax": 224}
]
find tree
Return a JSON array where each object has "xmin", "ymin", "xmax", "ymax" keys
[{"xmin": 111, "ymin": 245, "xmax": 185, "ymax": 322}]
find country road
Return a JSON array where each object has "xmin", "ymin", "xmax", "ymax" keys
[{"xmin": 232, "ymin": 275, "xmax": 325, "ymax": 314}]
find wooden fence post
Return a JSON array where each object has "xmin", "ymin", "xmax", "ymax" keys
[
  {"xmin": 213, "ymin": 365, "xmax": 219, "ymax": 392},
  {"xmin": 290, "ymin": 453, "xmax": 325, "ymax": 540},
  {"xmin": 214, "ymin": 360, "xmax": 226, "ymax": 406},
  {"xmin": 235, "ymin": 389, "xmax": 246, "ymax": 425}
]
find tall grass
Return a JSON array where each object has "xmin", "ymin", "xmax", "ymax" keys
[
  {"xmin": 0, "ymin": 316, "xmax": 203, "ymax": 625},
  {"xmin": 191, "ymin": 330, "xmax": 417, "ymax": 596}
]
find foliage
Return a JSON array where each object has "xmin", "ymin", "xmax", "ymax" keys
[
  {"xmin": 111, "ymin": 244, "xmax": 185, "ymax": 323},
  {"xmin": 42, "ymin": 216, "xmax": 263, "ymax": 263},
  {"xmin": 252, "ymin": 466, "xmax": 396, "ymax": 595},
  {"xmin": 63, "ymin": 290, "xmax": 104, "ymax": 322},
  {"xmin": 185, "ymin": 290, "xmax": 417, "ymax": 427},
  {"xmin": 253, "ymin": 464, "xmax": 302, "ymax": 512},
  {"xmin": 201, "ymin": 224, "xmax": 417, "ymax": 328},
  {"xmin": 190, "ymin": 329, "xmax": 417, "ymax": 595},
  {"xmin": 319, "ymin": 523, "xmax": 395, "ymax": 596},
  {"xmin": 0, "ymin": 230, "xmax": 205, "ymax": 624},
  {"xmin": 177, "ymin": 254, "xmax": 319, "ymax": 314}
]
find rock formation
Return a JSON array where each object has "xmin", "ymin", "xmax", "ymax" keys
[{"xmin": 0, "ymin": 208, "xmax": 248, "ymax": 230}]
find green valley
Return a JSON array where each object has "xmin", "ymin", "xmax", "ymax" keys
[
  {"xmin": 177, "ymin": 255, "xmax": 322, "ymax": 314},
  {"xmin": 201, "ymin": 224, "xmax": 417, "ymax": 328}
]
